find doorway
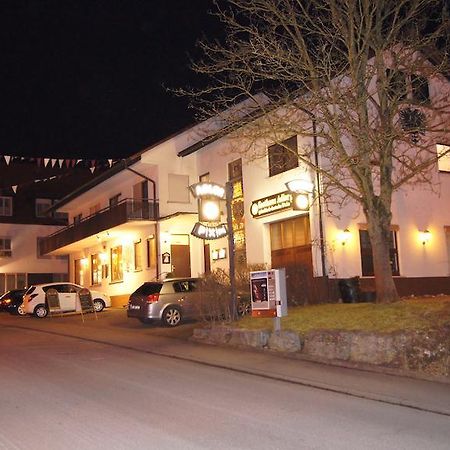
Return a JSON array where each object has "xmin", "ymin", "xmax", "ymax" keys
[
  {"xmin": 171, "ymin": 244, "xmax": 191, "ymax": 277},
  {"xmin": 270, "ymin": 215, "xmax": 314, "ymax": 305}
]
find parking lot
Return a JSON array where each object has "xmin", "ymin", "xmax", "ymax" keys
[{"xmin": 0, "ymin": 306, "xmax": 200, "ymax": 341}]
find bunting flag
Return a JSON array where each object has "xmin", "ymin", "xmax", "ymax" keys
[{"xmin": 0, "ymin": 154, "xmax": 121, "ymax": 194}]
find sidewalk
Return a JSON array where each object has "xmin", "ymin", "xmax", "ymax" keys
[{"xmin": 2, "ymin": 309, "xmax": 450, "ymax": 416}]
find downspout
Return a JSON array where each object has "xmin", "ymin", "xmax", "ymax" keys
[
  {"xmin": 124, "ymin": 163, "xmax": 160, "ymax": 279},
  {"xmin": 298, "ymin": 107, "xmax": 327, "ymax": 280},
  {"xmin": 311, "ymin": 117, "xmax": 327, "ymax": 279}
]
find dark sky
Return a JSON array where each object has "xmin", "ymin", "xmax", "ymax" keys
[{"xmin": 0, "ymin": 0, "xmax": 219, "ymax": 159}]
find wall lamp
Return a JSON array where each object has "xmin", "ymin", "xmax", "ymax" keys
[
  {"xmin": 419, "ymin": 229, "xmax": 431, "ymax": 245},
  {"xmin": 285, "ymin": 179, "xmax": 314, "ymax": 211},
  {"xmin": 339, "ymin": 229, "xmax": 351, "ymax": 246}
]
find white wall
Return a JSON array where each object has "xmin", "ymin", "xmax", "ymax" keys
[{"xmin": 0, "ymin": 223, "xmax": 68, "ymax": 274}]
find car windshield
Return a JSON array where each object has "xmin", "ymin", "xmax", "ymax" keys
[{"xmin": 25, "ymin": 286, "xmax": 36, "ymax": 295}]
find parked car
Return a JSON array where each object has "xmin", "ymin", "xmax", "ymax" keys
[
  {"xmin": 0, "ymin": 289, "xmax": 26, "ymax": 315},
  {"xmin": 127, "ymin": 277, "xmax": 251, "ymax": 327},
  {"xmin": 22, "ymin": 282, "xmax": 111, "ymax": 318}
]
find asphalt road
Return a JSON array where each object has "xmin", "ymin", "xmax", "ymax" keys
[{"xmin": 1, "ymin": 315, "xmax": 449, "ymax": 450}]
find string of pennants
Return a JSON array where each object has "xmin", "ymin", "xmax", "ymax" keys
[
  {"xmin": 1, "ymin": 155, "xmax": 119, "ymax": 194},
  {"xmin": 1, "ymin": 155, "xmax": 115, "ymax": 171}
]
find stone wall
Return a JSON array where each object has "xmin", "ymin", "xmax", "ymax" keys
[{"xmin": 192, "ymin": 326, "xmax": 450, "ymax": 380}]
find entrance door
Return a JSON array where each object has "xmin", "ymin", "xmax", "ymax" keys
[
  {"xmin": 270, "ymin": 215, "xmax": 314, "ymax": 305},
  {"xmin": 171, "ymin": 244, "xmax": 191, "ymax": 277}
]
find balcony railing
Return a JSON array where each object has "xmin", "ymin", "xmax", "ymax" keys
[{"xmin": 39, "ymin": 198, "xmax": 159, "ymax": 255}]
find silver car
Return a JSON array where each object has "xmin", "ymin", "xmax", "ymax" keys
[{"xmin": 127, "ymin": 278, "xmax": 201, "ymax": 327}]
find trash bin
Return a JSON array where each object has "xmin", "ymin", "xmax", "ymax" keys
[{"xmin": 338, "ymin": 277, "xmax": 360, "ymax": 303}]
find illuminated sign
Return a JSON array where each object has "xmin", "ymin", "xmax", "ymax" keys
[
  {"xmin": 191, "ymin": 222, "xmax": 228, "ymax": 240},
  {"xmin": 250, "ymin": 191, "xmax": 293, "ymax": 218},
  {"xmin": 189, "ymin": 182, "xmax": 226, "ymax": 199}
]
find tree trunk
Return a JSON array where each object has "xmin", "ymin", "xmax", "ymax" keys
[{"xmin": 366, "ymin": 209, "xmax": 400, "ymax": 304}]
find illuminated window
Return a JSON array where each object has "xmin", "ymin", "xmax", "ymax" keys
[
  {"xmin": 268, "ymin": 136, "xmax": 298, "ymax": 177},
  {"xmin": 91, "ymin": 254, "xmax": 102, "ymax": 285},
  {"xmin": 110, "ymin": 246, "xmax": 123, "ymax": 282},
  {"xmin": 74, "ymin": 259, "xmax": 82, "ymax": 285},
  {"xmin": 437, "ymin": 144, "xmax": 450, "ymax": 173},
  {"xmin": 134, "ymin": 240, "xmax": 142, "ymax": 271},
  {"xmin": 146, "ymin": 236, "xmax": 156, "ymax": 268}
]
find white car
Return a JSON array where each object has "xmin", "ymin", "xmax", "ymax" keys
[{"xmin": 22, "ymin": 282, "xmax": 111, "ymax": 318}]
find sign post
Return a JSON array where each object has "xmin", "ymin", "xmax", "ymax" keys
[{"xmin": 189, "ymin": 181, "xmax": 237, "ymax": 320}]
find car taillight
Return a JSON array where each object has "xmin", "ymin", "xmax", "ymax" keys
[{"xmin": 146, "ymin": 293, "xmax": 160, "ymax": 303}]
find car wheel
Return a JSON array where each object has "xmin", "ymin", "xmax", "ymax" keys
[
  {"xmin": 162, "ymin": 306, "xmax": 182, "ymax": 327},
  {"xmin": 17, "ymin": 305, "xmax": 26, "ymax": 316},
  {"xmin": 34, "ymin": 304, "xmax": 48, "ymax": 318},
  {"xmin": 237, "ymin": 301, "xmax": 251, "ymax": 317},
  {"xmin": 93, "ymin": 299, "xmax": 105, "ymax": 312}
]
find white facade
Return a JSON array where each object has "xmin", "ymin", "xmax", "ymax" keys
[
  {"xmin": 45, "ymin": 72, "xmax": 450, "ymax": 304},
  {"xmin": 0, "ymin": 223, "xmax": 69, "ymax": 292}
]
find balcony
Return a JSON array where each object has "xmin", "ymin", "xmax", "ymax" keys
[{"xmin": 39, "ymin": 198, "xmax": 158, "ymax": 255}]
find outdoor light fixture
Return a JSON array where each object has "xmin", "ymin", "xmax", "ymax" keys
[
  {"xmin": 199, "ymin": 198, "xmax": 221, "ymax": 222},
  {"xmin": 80, "ymin": 257, "xmax": 89, "ymax": 268},
  {"xmin": 292, "ymin": 193, "xmax": 310, "ymax": 211},
  {"xmin": 339, "ymin": 229, "xmax": 351, "ymax": 246},
  {"xmin": 285, "ymin": 179, "xmax": 314, "ymax": 194},
  {"xmin": 419, "ymin": 229, "xmax": 431, "ymax": 245}
]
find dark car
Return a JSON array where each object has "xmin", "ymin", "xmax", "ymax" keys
[{"xmin": 0, "ymin": 289, "xmax": 26, "ymax": 315}]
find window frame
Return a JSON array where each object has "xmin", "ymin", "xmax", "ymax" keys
[
  {"xmin": 91, "ymin": 254, "xmax": 102, "ymax": 286},
  {"xmin": 134, "ymin": 240, "xmax": 143, "ymax": 271},
  {"xmin": 0, "ymin": 196, "xmax": 13, "ymax": 216},
  {"xmin": 268, "ymin": 136, "xmax": 298, "ymax": 177},
  {"xmin": 436, "ymin": 144, "xmax": 450, "ymax": 173},
  {"xmin": 359, "ymin": 229, "xmax": 400, "ymax": 277},
  {"xmin": 0, "ymin": 237, "xmax": 12, "ymax": 257},
  {"xmin": 110, "ymin": 245, "xmax": 123, "ymax": 283}
]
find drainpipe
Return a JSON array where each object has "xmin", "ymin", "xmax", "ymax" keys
[
  {"xmin": 299, "ymin": 108, "xmax": 327, "ymax": 280},
  {"xmin": 311, "ymin": 118, "xmax": 327, "ymax": 280},
  {"xmin": 123, "ymin": 162, "xmax": 160, "ymax": 279}
]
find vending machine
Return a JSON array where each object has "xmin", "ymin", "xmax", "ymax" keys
[{"xmin": 250, "ymin": 268, "xmax": 287, "ymax": 318}]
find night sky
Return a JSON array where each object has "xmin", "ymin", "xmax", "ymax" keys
[{"xmin": 0, "ymin": 0, "xmax": 219, "ymax": 159}]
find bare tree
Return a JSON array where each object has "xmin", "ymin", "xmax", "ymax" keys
[{"xmin": 183, "ymin": 0, "xmax": 450, "ymax": 303}]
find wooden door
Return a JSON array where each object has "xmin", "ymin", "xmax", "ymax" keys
[{"xmin": 171, "ymin": 244, "xmax": 191, "ymax": 277}]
